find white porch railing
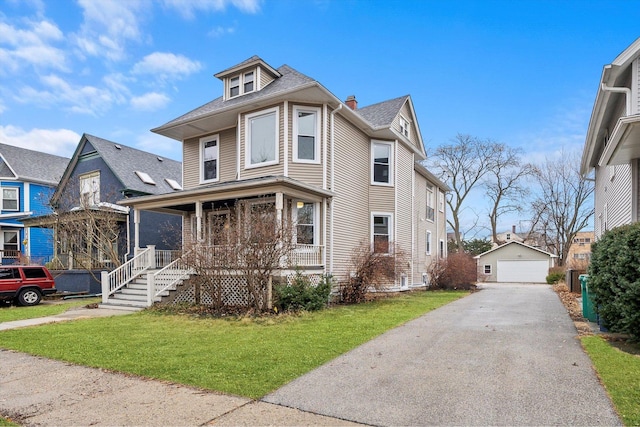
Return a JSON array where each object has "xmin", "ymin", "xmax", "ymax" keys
[
  {"xmin": 101, "ymin": 246, "xmax": 155, "ymax": 304},
  {"xmin": 291, "ymin": 244, "xmax": 324, "ymax": 266},
  {"xmin": 155, "ymin": 249, "xmax": 182, "ymax": 267},
  {"xmin": 147, "ymin": 250, "xmax": 194, "ymax": 306}
]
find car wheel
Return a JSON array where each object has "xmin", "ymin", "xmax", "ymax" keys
[{"xmin": 17, "ymin": 288, "xmax": 42, "ymax": 306}]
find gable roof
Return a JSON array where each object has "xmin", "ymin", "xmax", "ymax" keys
[
  {"xmin": 0, "ymin": 143, "xmax": 69, "ymax": 186},
  {"xmin": 53, "ymin": 134, "xmax": 182, "ymax": 203},
  {"xmin": 152, "ymin": 57, "xmax": 428, "ymax": 159},
  {"xmin": 474, "ymin": 241, "xmax": 557, "ymax": 259}
]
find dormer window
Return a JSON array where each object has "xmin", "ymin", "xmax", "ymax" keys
[
  {"xmin": 228, "ymin": 70, "xmax": 256, "ymax": 99},
  {"xmin": 399, "ymin": 116, "xmax": 410, "ymax": 138}
]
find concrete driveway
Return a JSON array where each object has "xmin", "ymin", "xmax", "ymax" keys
[{"xmin": 264, "ymin": 283, "xmax": 621, "ymax": 426}]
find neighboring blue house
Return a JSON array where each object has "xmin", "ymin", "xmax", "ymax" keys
[
  {"xmin": 23, "ymin": 134, "xmax": 183, "ymax": 292},
  {"xmin": 0, "ymin": 143, "xmax": 69, "ymax": 265}
]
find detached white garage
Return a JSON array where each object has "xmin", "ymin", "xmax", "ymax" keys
[{"xmin": 475, "ymin": 241, "xmax": 557, "ymax": 283}]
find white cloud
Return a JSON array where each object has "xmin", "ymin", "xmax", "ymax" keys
[
  {"xmin": 131, "ymin": 52, "xmax": 202, "ymax": 84},
  {"xmin": 130, "ymin": 92, "xmax": 171, "ymax": 111},
  {"xmin": 135, "ymin": 132, "xmax": 181, "ymax": 160},
  {"xmin": 0, "ymin": 125, "xmax": 80, "ymax": 157},
  {"xmin": 208, "ymin": 25, "xmax": 236, "ymax": 38},
  {"xmin": 16, "ymin": 73, "xmax": 128, "ymax": 116},
  {"xmin": 73, "ymin": 0, "xmax": 150, "ymax": 62},
  {"xmin": 162, "ymin": 0, "xmax": 261, "ymax": 19},
  {"xmin": 0, "ymin": 19, "xmax": 67, "ymax": 74}
]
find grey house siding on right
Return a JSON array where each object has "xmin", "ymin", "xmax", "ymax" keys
[{"xmin": 594, "ymin": 162, "xmax": 632, "ymax": 238}]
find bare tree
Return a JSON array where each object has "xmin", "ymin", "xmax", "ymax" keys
[
  {"xmin": 529, "ymin": 151, "xmax": 594, "ymax": 266},
  {"xmin": 485, "ymin": 145, "xmax": 535, "ymax": 244},
  {"xmin": 428, "ymin": 134, "xmax": 501, "ymax": 252}
]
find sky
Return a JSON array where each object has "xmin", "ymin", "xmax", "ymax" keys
[{"xmin": 1, "ymin": 0, "xmax": 640, "ymax": 235}]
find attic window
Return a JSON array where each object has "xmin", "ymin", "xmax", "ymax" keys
[
  {"xmin": 135, "ymin": 171, "xmax": 156, "ymax": 185},
  {"xmin": 399, "ymin": 116, "xmax": 410, "ymax": 138},
  {"xmin": 228, "ymin": 69, "xmax": 256, "ymax": 99},
  {"xmin": 165, "ymin": 178, "xmax": 182, "ymax": 191}
]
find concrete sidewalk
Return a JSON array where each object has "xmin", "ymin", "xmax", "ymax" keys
[
  {"xmin": 0, "ymin": 306, "xmax": 135, "ymax": 331},
  {"xmin": 0, "ymin": 284, "xmax": 622, "ymax": 426}
]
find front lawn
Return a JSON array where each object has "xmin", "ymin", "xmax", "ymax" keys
[
  {"xmin": 582, "ymin": 336, "xmax": 640, "ymax": 426},
  {"xmin": 0, "ymin": 290, "xmax": 464, "ymax": 398},
  {"xmin": 0, "ymin": 298, "xmax": 101, "ymax": 323}
]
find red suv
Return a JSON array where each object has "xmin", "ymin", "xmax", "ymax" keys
[{"xmin": 0, "ymin": 266, "xmax": 56, "ymax": 306}]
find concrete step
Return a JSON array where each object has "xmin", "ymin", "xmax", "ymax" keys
[{"xmin": 99, "ymin": 301, "xmax": 146, "ymax": 310}]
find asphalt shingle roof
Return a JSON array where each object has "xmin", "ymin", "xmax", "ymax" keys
[
  {"xmin": 0, "ymin": 143, "xmax": 69, "ymax": 185},
  {"xmin": 83, "ymin": 134, "xmax": 182, "ymax": 196},
  {"xmin": 356, "ymin": 95, "xmax": 409, "ymax": 128}
]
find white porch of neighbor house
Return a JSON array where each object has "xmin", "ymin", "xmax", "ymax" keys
[{"xmin": 101, "ymin": 177, "xmax": 333, "ymax": 309}]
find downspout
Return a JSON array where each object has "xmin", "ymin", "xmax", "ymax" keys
[
  {"xmin": 601, "ymin": 83, "xmax": 632, "ymax": 116},
  {"xmin": 329, "ymin": 103, "xmax": 342, "ymax": 274}
]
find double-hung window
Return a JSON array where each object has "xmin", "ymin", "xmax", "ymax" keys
[
  {"xmin": 1, "ymin": 188, "xmax": 18, "ymax": 211},
  {"xmin": 399, "ymin": 115, "xmax": 410, "ymax": 138},
  {"xmin": 294, "ymin": 201, "xmax": 316, "ymax": 245},
  {"xmin": 228, "ymin": 70, "xmax": 256, "ymax": 99},
  {"xmin": 293, "ymin": 106, "xmax": 320, "ymax": 163},
  {"xmin": 201, "ymin": 135, "xmax": 219, "ymax": 183},
  {"xmin": 246, "ymin": 107, "xmax": 278, "ymax": 168},
  {"xmin": 372, "ymin": 213, "xmax": 392, "ymax": 253},
  {"xmin": 2, "ymin": 231, "xmax": 18, "ymax": 257},
  {"xmin": 79, "ymin": 172, "xmax": 100, "ymax": 207},
  {"xmin": 426, "ymin": 184, "xmax": 435, "ymax": 221},
  {"xmin": 426, "ymin": 230, "xmax": 432, "ymax": 255},
  {"xmin": 438, "ymin": 191, "xmax": 445, "ymax": 212},
  {"xmin": 371, "ymin": 141, "xmax": 393, "ymax": 185}
]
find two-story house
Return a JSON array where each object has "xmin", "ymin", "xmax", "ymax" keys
[
  {"xmin": 582, "ymin": 37, "xmax": 640, "ymax": 239},
  {"xmin": 23, "ymin": 134, "xmax": 183, "ymax": 279},
  {"xmin": 114, "ymin": 56, "xmax": 448, "ymax": 306},
  {"xmin": 0, "ymin": 143, "xmax": 68, "ymax": 265}
]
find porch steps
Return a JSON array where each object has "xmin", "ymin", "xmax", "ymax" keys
[{"xmin": 99, "ymin": 270, "xmax": 180, "ymax": 310}]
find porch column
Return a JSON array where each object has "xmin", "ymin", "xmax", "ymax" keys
[
  {"xmin": 134, "ymin": 208, "xmax": 141, "ymax": 250},
  {"xmin": 196, "ymin": 201, "xmax": 203, "ymax": 242},
  {"xmin": 275, "ymin": 192, "xmax": 283, "ymax": 224}
]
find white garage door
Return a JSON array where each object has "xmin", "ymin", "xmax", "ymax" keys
[{"xmin": 497, "ymin": 260, "xmax": 549, "ymax": 283}]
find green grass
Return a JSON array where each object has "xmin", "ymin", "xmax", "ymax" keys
[
  {"xmin": 0, "ymin": 417, "xmax": 18, "ymax": 426},
  {"xmin": 0, "ymin": 298, "xmax": 101, "ymax": 323},
  {"xmin": 0, "ymin": 291, "xmax": 464, "ymax": 398},
  {"xmin": 582, "ymin": 336, "xmax": 640, "ymax": 426}
]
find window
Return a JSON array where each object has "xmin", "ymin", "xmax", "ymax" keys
[
  {"xmin": 484, "ymin": 265, "xmax": 492, "ymax": 274},
  {"xmin": 372, "ymin": 213, "xmax": 392, "ymax": 253},
  {"xmin": 426, "ymin": 184, "xmax": 435, "ymax": 221},
  {"xmin": 293, "ymin": 106, "xmax": 320, "ymax": 163},
  {"xmin": 2, "ymin": 231, "xmax": 18, "ymax": 257},
  {"xmin": 228, "ymin": 70, "xmax": 256, "ymax": 98},
  {"xmin": 506, "ymin": 233, "xmax": 511, "ymax": 240},
  {"xmin": 23, "ymin": 267, "xmax": 47, "ymax": 279},
  {"xmin": 2, "ymin": 187, "xmax": 18, "ymax": 211},
  {"xmin": 372, "ymin": 141, "xmax": 393, "ymax": 185},
  {"xmin": 439, "ymin": 239, "xmax": 445, "ymax": 258},
  {"xmin": 438, "ymin": 191, "xmax": 445, "ymax": 212},
  {"xmin": 294, "ymin": 201, "xmax": 316, "ymax": 245},
  {"xmin": 79, "ymin": 172, "xmax": 100, "ymax": 206},
  {"xmin": 399, "ymin": 115, "xmax": 410, "ymax": 138},
  {"xmin": 426, "ymin": 231, "xmax": 432, "ymax": 255},
  {"xmin": 246, "ymin": 108, "xmax": 278, "ymax": 167},
  {"xmin": 201, "ymin": 135, "xmax": 219, "ymax": 182}
]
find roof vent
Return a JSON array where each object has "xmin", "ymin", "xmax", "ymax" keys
[
  {"xmin": 135, "ymin": 171, "xmax": 156, "ymax": 185},
  {"xmin": 157, "ymin": 156, "xmax": 163, "ymax": 162},
  {"xmin": 115, "ymin": 144, "xmax": 122, "ymax": 150},
  {"xmin": 165, "ymin": 178, "xmax": 182, "ymax": 191}
]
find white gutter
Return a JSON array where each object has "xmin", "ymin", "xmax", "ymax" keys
[
  {"xmin": 329, "ymin": 104, "xmax": 342, "ymax": 274},
  {"xmin": 601, "ymin": 83, "xmax": 632, "ymax": 116}
]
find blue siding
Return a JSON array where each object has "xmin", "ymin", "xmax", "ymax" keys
[{"xmin": 30, "ymin": 183, "xmax": 56, "ymax": 216}]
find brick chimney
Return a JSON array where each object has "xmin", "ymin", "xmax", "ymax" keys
[
  {"xmin": 345, "ymin": 95, "xmax": 357, "ymax": 110},
  {"xmin": 512, "ymin": 225, "xmax": 517, "ymax": 234}
]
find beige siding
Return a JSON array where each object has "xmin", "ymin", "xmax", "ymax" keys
[
  {"xmin": 391, "ymin": 103, "xmax": 420, "ymax": 150},
  {"xmin": 635, "ymin": 59, "xmax": 640, "ymax": 114},
  {"xmin": 287, "ymin": 102, "xmax": 324, "ymax": 188},
  {"xmin": 332, "ymin": 114, "xmax": 370, "ymax": 280},
  {"xmin": 219, "ymin": 128, "xmax": 237, "ymax": 182},
  {"xmin": 259, "ymin": 68, "xmax": 276, "ymax": 90},
  {"xmin": 183, "ymin": 137, "xmax": 199, "ymax": 190},
  {"xmin": 395, "ymin": 144, "xmax": 412, "ymax": 277},
  {"xmin": 240, "ymin": 103, "xmax": 285, "ymax": 180}
]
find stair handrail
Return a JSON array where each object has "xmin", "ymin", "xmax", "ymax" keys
[
  {"xmin": 147, "ymin": 249, "xmax": 194, "ymax": 306},
  {"xmin": 101, "ymin": 246, "xmax": 155, "ymax": 304}
]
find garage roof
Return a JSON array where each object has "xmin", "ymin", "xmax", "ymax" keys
[{"xmin": 474, "ymin": 241, "xmax": 557, "ymax": 259}]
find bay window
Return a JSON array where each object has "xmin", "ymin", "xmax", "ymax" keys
[
  {"xmin": 246, "ymin": 107, "xmax": 278, "ymax": 167},
  {"xmin": 372, "ymin": 141, "xmax": 393, "ymax": 185},
  {"xmin": 293, "ymin": 106, "xmax": 320, "ymax": 163}
]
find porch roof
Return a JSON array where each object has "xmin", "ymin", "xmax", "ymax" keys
[{"xmin": 118, "ymin": 175, "xmax": 335, "ymax": 214}]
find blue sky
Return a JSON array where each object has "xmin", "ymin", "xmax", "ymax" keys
[{"xmin": 1, "ymin": 0, "xmax": 639, "ymax": 233}]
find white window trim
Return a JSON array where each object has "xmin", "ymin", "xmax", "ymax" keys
[
  {"xmin": 438, "ymin": 190, "xmax": 445, "ymax": 212},
  {"xmin": 2, "ymin": 230, "xmax": 19, "ymax": 256},
  {"xmin": 200, "ymin": 134, "xmax": 220, "ymax": 184},
  {"xmin": 227, "ymin": 68, "xmax": 257, "ymax": 100},
  {"xmin": 484, "ymin": 264, "xmax": 492, "ymax": 274},
  {"xmin": 439, "ymin": 239, "xmax": 445, "ymax": 258},
  {"xmin": 371, "ymin": 212, "xmax": 393, "ymax": 253},
  {"xmin": 426, "ymin": 230, "xmax": 432, "ymax": 255},
  {"xmin": 292, "ymin": 105, "xmax": 321, "ymax": 164},
  {"xmin": 79, "ymin": 171, "xmax": 100, "ymax": 207},
  {"xmin": 371, "ymin": 140, "xmax": 394, "ymax": 186},
  {"xmin": 426, "ymin": 184, "xmax": 435, "ymax": 222},
  {"xmin": 399, "ymin": 115, "xmax": 410, "ymax": 138},
  {"xmin": 245, "ymin": 107, "xmax": 279, "ymax": 169},
  {"xmin": 293, "ymin": 200, "xmax": 319, "ymax": 246},
  {"xmin": 1, "ymin": 187, "xmax": 19, "ymax": 212}
]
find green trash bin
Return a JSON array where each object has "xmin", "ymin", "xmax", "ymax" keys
[{"xmin": 579, "ymin": 274, "xmax": 598, "ymax": 322}]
